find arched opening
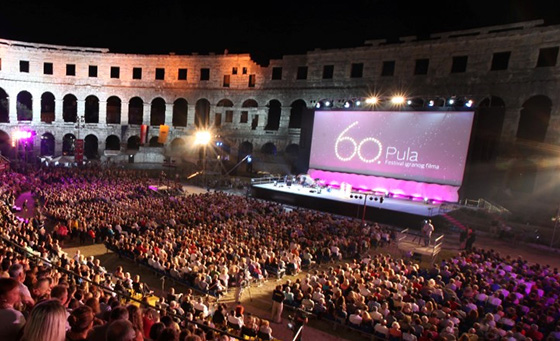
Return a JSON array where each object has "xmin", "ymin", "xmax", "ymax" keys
[
  {"xmin": 172, "ymin": 98, "xmax": 188, "ymax": 127},
  {"xmin": 106, "ymin": 96, "xmax": 121, "ymax": 124},
  {"xmin": 261, "ymin": 142, "xmax": 277, "ymax": 156},
  {"xmin": 0, "ymin": 88, "xmax": 8, "ymax": 123},
  {"xmin": 289, "ymin": 100, "xmax": 306, "ymax": 129},
  {"xmin": 150, "ymin": 97, "xmax": 166, "ymax": 126},
  {"xmin": 195, "ymin": 99, "xmax": 210, "ymax": 128},
  {"xmin": 128, "ymin": 97, "xmax": 143, "ymax": 125},
  {"xmin": 285, "ymin": 143, "xmax": 300, "ymax": 157},
  {"xmin": 265, "ymin": 100, "xmax": 281, "ymax": 131},
  {"xmin": 63, "ymin": 94, "xmax": 78, "ymax": 123},
  {"xmin": 238, "ymin": 141, "xmax": 253, "ymax": 161},
  {"xmin": 40, "ymin": 133, "xmax": 55, "ymax": 156},
  {"xmin": 170, "ymin": 138, "xmax": 186, "ymax": 153},
  {"xmin": 470, "ymin": 96, "xmax": 506, "ymax": 163},
  {"xmin": 17, "ymin": 91, "xmax": 33, "ymax": 121},
  {"xmin": 62, "ymin": 133, "xmax": 76, "ymax": 155},
  {"xmin": 149, "ymin": 136, "xmax": 163, "ymax": 147},
  {"xmin": 127, "ymin": 136, "xmax": 141, "ymax": 150},
  {"xmin": 105, "ymin": 135, "xmax": 121, "ymax": 151},
  {"xmin": 0, "ymin": 130, "xmax": 11, "ymax": 157},
  {"xmin": 41, "ymin": 92, "xmax": 55, "ymax": 123},
  {"xmin": 216, "ymin": 99, "xmax": 234, "ymax": 128},
  {"xmin": 84, "ymin": 95, "xmax": 99, "ymax": 123},
  {"xmin": 84, "ymin": 134, "xmax": 99, "ymax": 159},
  {"xmin": 517, "ymin": 95, "xmax": 552, "ymax": 143}
]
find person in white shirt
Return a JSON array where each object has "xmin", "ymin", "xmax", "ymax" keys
[{"xmin": 349, "ymin": 309, "xmax": 363, "ymax": 326}]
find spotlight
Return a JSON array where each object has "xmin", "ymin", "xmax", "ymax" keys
[
  {"xmin": 465, "ymin": 99, "xmax": 474, "ymax": 108},
  {"xmin": 365, "ymin": 96, "xmax": 378, "ymax": 105},
  {"xmin": 343, "ymin": 100, "xmax": 352, "ymax": 108},
  {"xmin": 428, "ymin": 100, "xmax": 435, "ymax": 107},
  {"xmin": 315, "ymin": 102, "xmax": 321, "ymax": 109},
  {"xmin": 447, "ymin": 98, "xmax": 455, "ymax": 105},
  {"xmin": 247, "ymin": 155, "xmax": 252, "ymax": 163},
  {"xmin": 391, "ymin": 96, "xmax": 405, "ymax": 105},
  {"xmin": 355, "ymin": 100, "xmax": 362, "ymax": 107}
]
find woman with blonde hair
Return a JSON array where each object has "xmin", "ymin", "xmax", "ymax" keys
[{"xmin": 21, "ymin": 299, "xmax": 67, "ymax": 341}]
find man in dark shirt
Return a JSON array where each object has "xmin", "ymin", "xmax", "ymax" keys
[{"xmin": 271, "ymin": 285, "xmax": 285, "ymax": 324}]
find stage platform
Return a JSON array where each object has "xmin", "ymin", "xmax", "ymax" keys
[{"xmin": 251, "ymin": 181, "xmax": 458, "ymax": 229}]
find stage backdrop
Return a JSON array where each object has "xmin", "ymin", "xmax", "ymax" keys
[{"xmin": 308, "ymin": 110, "xmax": 475, "ymax": 201}]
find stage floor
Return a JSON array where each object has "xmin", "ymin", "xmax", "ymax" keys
[{"xmin": 252, "ymin": 182, "xmax": 447, "ymax": 217}]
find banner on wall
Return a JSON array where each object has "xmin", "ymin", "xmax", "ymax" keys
[
  {"xmin": 158, "ymin": 125, "xmax": 169, "ymax": 144},
  {"xmin": 75, "ymin": 139, "xmax": 84, "ymax": 163},
  {"xmin": 140, "ymin": 125, "xmax": 149, "ymax": 145}
]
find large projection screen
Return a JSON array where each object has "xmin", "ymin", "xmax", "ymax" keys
[{"xmin": 309, "ymin": 110, "xmax": 475, "ymax": 186}]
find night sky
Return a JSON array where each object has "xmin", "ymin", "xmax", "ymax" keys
[{"xmin": 0, "ymin": 0, "xmax": 559, "ymax": 65}]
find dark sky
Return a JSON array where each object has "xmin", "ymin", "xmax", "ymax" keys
[{"xmin": 1, "ymin": 0, "xmax": 559, "ymax": 65}]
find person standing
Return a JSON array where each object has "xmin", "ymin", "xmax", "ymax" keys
[
  {"xmin": 271, "ymin": 285, "xmax": 285, "ymax": 324},
  {"xmin": 422, "ymin": 220, "xmax": 434, "ymax": 247},
  {"xmin": 465, "ymin": 228, "xmax": 476, "ymax": 251}
]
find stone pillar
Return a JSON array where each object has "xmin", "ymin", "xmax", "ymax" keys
[
  {"xmin": 187, "ymin": 104, "xmax": 196, "ymax": 127},
  {"xmin": 98, "ymin": 100, "xmax": 107, "ymax": 125},
  {"xmin": 143, "ymin": 103, "xmax": 151, "ymax": 125},
  {"xmin": 500, "ymin": 106, "xmax": 522, "ymax": 142},
  {"xmin": 165, "ymin": 103, "xmax": 173, "ymax": 126},
  {"xmin": 8, "ymin": 94, "xmax": 17, "ymax": 123},
  {"xmin": 278, "ymin": 105, "xmax": 290, "ymax": 131},
  {"xmin": 77, "ymin": 99, "xmax": 85, "ymax": 121},
  {"xmin": 32, "ymin": 95, "xmax": 41, "ymax": 125},
  {"xmin": 120, "ymin": 101, "xmax": 127, "ymax": 125},
  {"xmin": 54, "ymin": 99, "xmax": 64, "ymax": 124}
]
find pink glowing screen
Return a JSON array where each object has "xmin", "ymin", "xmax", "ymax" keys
[{"xmin": 309, "ymin": 110, "xmax": 475, "ymax": 186}]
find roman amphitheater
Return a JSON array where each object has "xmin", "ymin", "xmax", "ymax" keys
[{"xmin": 0, "ymin": 19, "xmax": 559, "ymax": 208}]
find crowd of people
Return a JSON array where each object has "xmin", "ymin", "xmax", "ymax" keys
[
  {"xmin": 276, "ymin": 248, "xmax": 560, "ymax": 340},
  {"xmin": 1, "ymin": 165, "xmax": 560, "ymax": 341}
]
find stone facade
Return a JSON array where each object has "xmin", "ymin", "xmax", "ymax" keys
[{"xmin": 0, "ymin": 19, "xmax": 559, "ymax": 203}]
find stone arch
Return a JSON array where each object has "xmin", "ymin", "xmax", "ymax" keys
[
  {"xmin": 106, "ymin": 96, "xmax": 121, "ymax": 124},
  {"xmin": 63, "ymin": 94, "xmax": 78, "ymax": 123},
  {"xmin": 105, "ymin": 135, "xmax": 121, "ymax": 151},
  {"xmin": 0, "ymin": 129, "xmax": 10, "ymax": 157},
  {"xmin": 261, "ymin": 142, "xmax": 277, "ymax": 155},
  {"xmin": 0, "ymin": 88, "xmax": 8, "ymax": 123},
  {"xmin": 128, "ymin": 97, "xmax": 143, "ymax": 125},
  {"xmin": 41, "ymin": 92, "xmax": 55, "ymax": 123},
  {"xmin": 40, "ymin": 133, "xmax": 55, "ymax": 156},
  {"xmin": 216, "ymin": 99, "xmax": 234, "ymax": 127},
  {"xmin": 127, "ymin": 135, "xmax": 141, "ymax": 150},
  {"xmin": 149, "ymin": 136, "xmax": 163, "ymax": 147},
  {"xmin": 195, "ymin": 98, "xmax": 210, "ymax": 128},
  {"xmin": 471, "ymin": 96, "xmax": 506, "ymax": 162},
  {"xmin": 62, "ymin": 133, "xmax": 76, "ymax": 155},
  {"xmin": 289, "ymin": 99, "xmax": 307, "ymax": 129},
  {"xmin": 172, "ymin": 98, "xmax": 188, "ymax": 127},
  {"xmin": 17, "ymin": 91, "xmax": 33, "ymax": 121},
  {"xmin": 84, "ymin": 95, "xmax": 99, "ymax": 123},
  {"xmin": 150, "ymin": 97, "xmax": 166, "ymax": 126},
  {"xmin": 517, "ymin": 95, "xmax": 552, "ymax": 143},
  {"xmin": 238, "ymin": 141, "xmax": 253, "ymax": 161},
  {"xmin": 265, "ymin": 99, "xmax": 281, "ymax": 131},
  {"xmin": 285, "ymin": 143, "xmax": 300, "ymax": 157},
  {"xmin": 84, "ymin": 134, "xmax": 99, "ymax": 159},
  {"xmin": 240, "ymin": 99, "xmax": 258, "ymax": 125},
  {"xmin": 170, "ymin": 137, "xmax": 186, "ymax": 152}
]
